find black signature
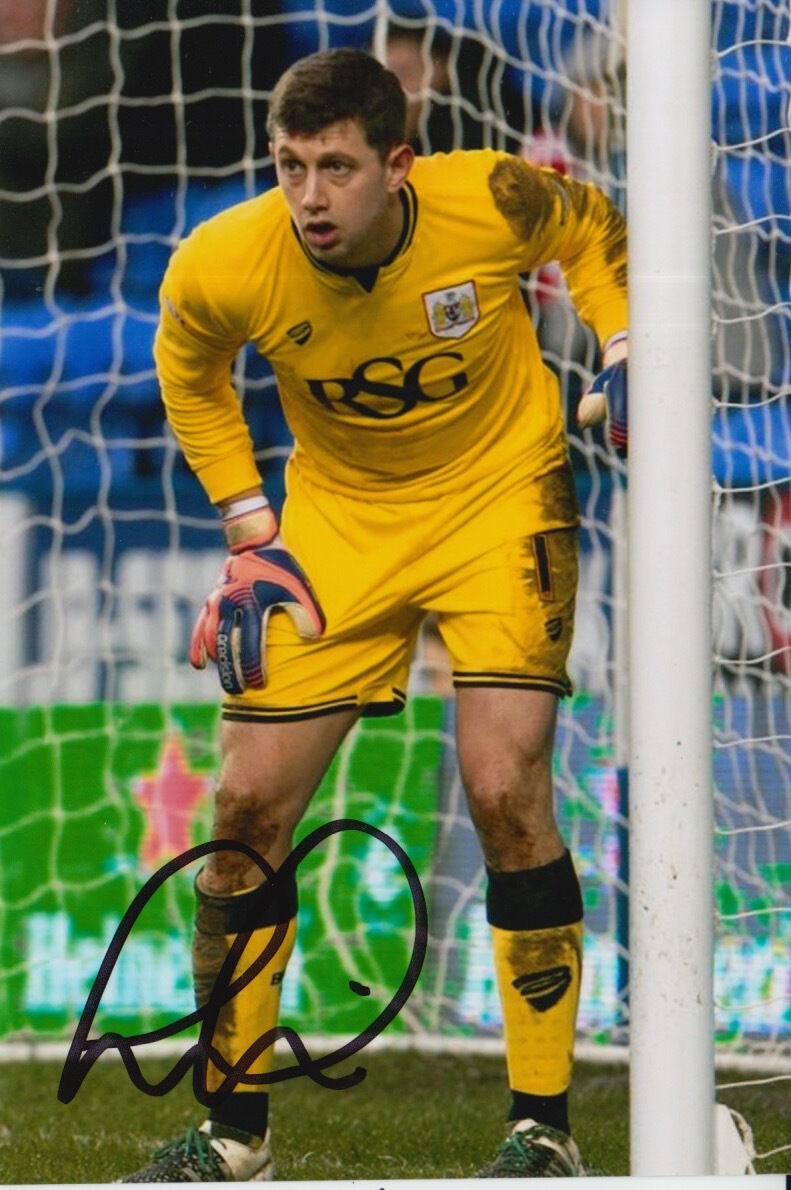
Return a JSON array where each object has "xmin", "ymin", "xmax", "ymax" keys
[{"xmin": 58, "ymin": 819, "xmax": 427, "ymax": 1106}]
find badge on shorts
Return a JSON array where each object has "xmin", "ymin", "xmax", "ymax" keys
[{"xmin": 423, "ymin": 280, "xmax": 480, "ymax": 339}]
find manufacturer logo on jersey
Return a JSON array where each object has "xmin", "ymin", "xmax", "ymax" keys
[
  {"xmin": 423, "ymin": 280, "xmax": 479, "ymax": 339},
  {"xmin": 512, "ymin": 965, "xmax": 572, "ymax": 1013},
  {"xmin": 164, "ymin": 295, "xmax": 186, "ymax": 329},
  {"xmin": 287, "ymin": 320, "xmax": 313, "ymax": 346}
]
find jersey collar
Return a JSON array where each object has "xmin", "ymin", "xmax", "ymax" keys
[{"xmin": 291, "ymin": 182, "xmax": 418, "ymax": 293}]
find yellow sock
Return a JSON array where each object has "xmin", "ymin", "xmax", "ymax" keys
[
  {"xmin": 490, "ymin": 918, "xmax": 582, "ymax": 1094},
  {"xmin": 195, "ymin": 918, "xmax": 296, "ymax": 1094},
  {"xmin": 486, "ymin": 850, "xmax": 584, "ymax": 1101},
  {"xmin": 193, "ymin": 875, "xmax": 297, "ymax": 1100}
]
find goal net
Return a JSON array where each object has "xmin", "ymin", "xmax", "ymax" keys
[
  {"xmin": 0, "ymin": 0, "xmax": 788, "ymax": 1127},
  {"xmin": 708, "ymin": 0, "xmax": 791, "ymax": 1092}
]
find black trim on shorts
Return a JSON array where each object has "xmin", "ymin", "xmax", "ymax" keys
[
  {"xmin": 222, "ymin": 696, "xmax": 358, "ymax": 724},
  {"xmin": 221, "ymin": 688, "xmax": 408, "ymax": 725},
  {"xmin": 452, "ymin": 671, "xmax": 572, "ymax": 698},
  {"xmin": 360, "ymin": 688, "xmax": 407, "ymax": 718}
]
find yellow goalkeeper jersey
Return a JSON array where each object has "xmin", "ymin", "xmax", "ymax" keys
[{"xmin": 155, "ymin": 149, "xmax": 626, "ymax": 506}]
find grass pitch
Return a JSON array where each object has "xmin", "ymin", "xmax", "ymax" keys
[{"xmin": 0, "ymin": 1052, "xmax": 788, "ymax": 1181}]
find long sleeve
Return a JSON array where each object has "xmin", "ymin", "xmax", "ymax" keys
[
  {"xmin": 488, "ymin": 155, "xmax": 627, "ymax": 347},
  {"xmin": 154, "ymin": 230, "xmax": 262, "ymax": 504}
]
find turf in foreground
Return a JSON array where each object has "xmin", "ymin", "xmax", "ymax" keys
[{"xmin": 0, "ymin": 1053, "xmax": 787, "ymax": 1181}]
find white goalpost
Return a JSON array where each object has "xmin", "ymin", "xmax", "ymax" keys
[{"xmin": 627, "ymin": 0, "xmax": 715, "ymax": 1174}]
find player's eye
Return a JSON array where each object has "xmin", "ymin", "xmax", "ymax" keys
[
  {"xmin": 327, "ymin": 159, "xmax": 352, "ymax": 177},
  {"xmin": 280, "ymin": 158, "xmax": 304, "ymax": 176}
]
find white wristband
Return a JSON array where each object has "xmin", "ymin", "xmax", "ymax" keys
[
  {"xmin": 602, "ymin": 331, "xmax": 628, "ymax": 365},
  {"xmin": 220, "ymin": 494, "xmax": 270, "ymax": 523}
]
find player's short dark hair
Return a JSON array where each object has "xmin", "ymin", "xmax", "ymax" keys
[{"xmin": 267, "ymin": 49, "xmax": 407, "ymax": 157}]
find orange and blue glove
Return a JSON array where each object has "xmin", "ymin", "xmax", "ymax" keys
[
  {"xmin": 577, "ymin": 331, "xmax": 628, "ymax": 458},
  {"xmin": 189, "ymin": 497, "xmax": 325, "ymax": 695}
]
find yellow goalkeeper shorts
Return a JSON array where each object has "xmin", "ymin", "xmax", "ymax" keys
[{"xmin": 221, "ymin": 460, "xmax": 579, "ymax": 723}]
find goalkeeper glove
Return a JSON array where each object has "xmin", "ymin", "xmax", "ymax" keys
[
  {"xmin": 189, "ymin": 496, "xmax": 325, "ymax": 695},
  {"xmin": 576, "ymin": 332, "xmax": 628, "ymax": 458}
]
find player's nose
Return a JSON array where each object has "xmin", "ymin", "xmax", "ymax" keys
[{"xmin": 301, "ymin": 170, "xmax": 328, "ymax": 213}]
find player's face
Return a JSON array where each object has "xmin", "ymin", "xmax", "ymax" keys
[{"xmin": 272, "ymin": 120, "xmax": 414, "ymax": 269}]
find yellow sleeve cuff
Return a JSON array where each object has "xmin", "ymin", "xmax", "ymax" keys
[
  {"xmin": 195, "ymin": 451, "xmax": 263, "ymax": 505},
  {"xmin": 592, "ymin": 301, "xmax": 629, "ymax": 352}
]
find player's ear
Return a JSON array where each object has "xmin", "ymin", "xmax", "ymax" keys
[{"xmin": 385, "ymin": 142, "xmax": 415, "ymax": 192}]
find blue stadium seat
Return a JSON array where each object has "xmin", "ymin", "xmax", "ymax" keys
[{"xmin": 88, "ymin": 177, "xmax": 259, "ymax": 309}]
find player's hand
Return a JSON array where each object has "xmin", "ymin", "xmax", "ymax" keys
[
  {"xmin": 577, "ymin": 358, "xmax": 627, "ymax": 457},
  {"xmin": 190, "ymin": 547, "xmax": 326, "ymax": 694},
  {"xmin": 577, "ymin": 337, "xmax": 628, "ymax": 458},
  {"xmin": 189, "ymin": 501, "xmax": 325, "ymax": 694}
]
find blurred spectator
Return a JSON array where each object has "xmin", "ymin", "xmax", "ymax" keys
[
  {"xmin": 381, "ymin": 24, "xmax": 451, "ymax": 145},
  {"xmin": 0, "ymin": 0, "xmax": 63, "ymax": 43},
  {"xmin": 0, "ymin": 2, "xmax": 294, "ymax": 492},
  {"xmin": 377, "ymin": 1, "xmax": 622, "ymax": 160},
  {"xmin": 711, "ymin": 0, "xmax": 791, "ymax": 401},
  {"xmin": 0, "ymin": 0, "xmax": 110, "ymax": 296},
  {"xmin": 0, "ymin": 1, "xmax": 289, "ymax": 300}
]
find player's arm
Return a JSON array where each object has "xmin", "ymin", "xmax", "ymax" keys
[
  {"xmin": 547, "ymin": 174, "xmax": 628, "ymax": 455},
  {"xmin": 155, "ymin": 239, "xmax": 325, "ymax": 695},
  {"xmin": 154, "ymin": 233, "xmax": 261, "ymax": 504},
  {"xmin": 488, "ymin": 156, "xmax": 628, "ymax": 453}
]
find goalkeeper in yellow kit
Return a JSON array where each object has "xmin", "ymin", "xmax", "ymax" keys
[{"xmin": 122, "ymin": 48, "xmax": 627, "ymax": 1182}]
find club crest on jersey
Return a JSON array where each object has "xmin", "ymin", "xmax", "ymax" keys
[{"xmin": 423, "ymin": 281, "xmax": 479, "ymax": 339}]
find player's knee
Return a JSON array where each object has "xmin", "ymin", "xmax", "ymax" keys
[
  {"xmin": 464, "ymin": 764, "xmax": 541, "ymax": 833},
  {"xmin": 215, "ymin": 783, "xmax": 280, "ymax": 844},
  {"xmin": 460, "ymin": 741, "xmax": 550, "ymax": 812},
  {"xmin": 462, "ymin": 756, "xmax": 515, "ymax": 815},
  {"xmin": 202, "ymin": 779, "xmax": 298, "ymax": 893}
]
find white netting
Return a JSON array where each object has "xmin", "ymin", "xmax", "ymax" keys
[
  {"xmin": 708, "ymin": 0, "xmax": 791, "ymax": 1133},
  {"xmin": 0, "ymin": 4, "xmax": 788, "ymax": 1155}
]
